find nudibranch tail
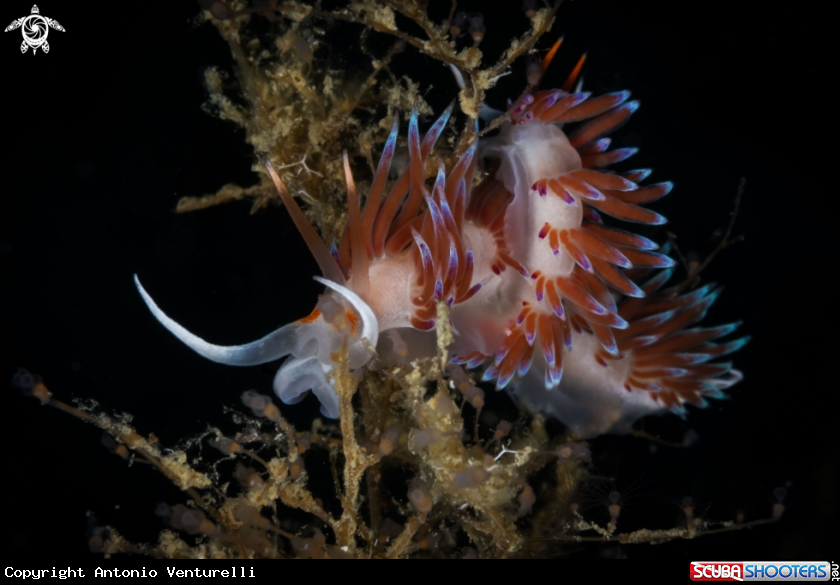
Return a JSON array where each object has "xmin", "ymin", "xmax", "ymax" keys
[{"xmin": 608, "ymin": 270, "xmax": 750, "ymax": 408}]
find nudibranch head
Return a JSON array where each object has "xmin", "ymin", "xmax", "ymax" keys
[
  {"xmin": 134, "ymin": 274, "xmax": 377, "ymax": 418},
  {"xmin": 137, "ymin": 67, "xmax": 746, "ymax": 436},
  {"xmin": 271, "ymin": 277, "xmax": 378, "ymax": 418}
]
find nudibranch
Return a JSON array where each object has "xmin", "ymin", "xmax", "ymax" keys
[{"xmin": 136, "ymin": 75, "xmax": 746, "ymax": 437}]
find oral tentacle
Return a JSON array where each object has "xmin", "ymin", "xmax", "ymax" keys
[{"xmin": 135, "ymin": 274, "xmax": 301, "ymax": 366}]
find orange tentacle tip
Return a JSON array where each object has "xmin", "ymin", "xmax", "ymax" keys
[
  {"xmin": 540, "ymin": 36, "xmax": 564, "ymax": 72},
  {"xmin": 562, "ymin": 52, "xmax": 588, "ymax": 92}
]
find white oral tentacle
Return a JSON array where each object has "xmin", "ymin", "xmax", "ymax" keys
[{"xmin": 134, "ymin": 274, "xmax": 299, "ymax": 366}]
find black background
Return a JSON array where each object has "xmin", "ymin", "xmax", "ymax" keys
[{"xmin": 1, "ymin": 0, "xmax": 834, "ymax": 560}]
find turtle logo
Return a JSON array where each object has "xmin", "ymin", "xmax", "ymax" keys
[{"xmin": 5, "ymin": 5, "xmax": 65, "ymax": 54}]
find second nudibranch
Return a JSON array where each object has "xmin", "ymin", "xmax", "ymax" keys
[{"xmin": 137, "ymin": 87, "xmax": 746, "ymax": 438}]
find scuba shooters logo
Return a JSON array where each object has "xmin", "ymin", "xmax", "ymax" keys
[
  {"xmin": 690, "ymin": 561, "xmax": 834, "ymax": 581},
  {"xmin": 4, "ymin": 5, "xmax": 65, "ymax": 54}
]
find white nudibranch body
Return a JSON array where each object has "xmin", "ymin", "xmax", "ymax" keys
[{"xmin": 136, "ymin": 86, "xmax": 745, "ymax": 437}]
